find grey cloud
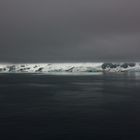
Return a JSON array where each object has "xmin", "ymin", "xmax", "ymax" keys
[{"xmin": 0, "ymin": 0, "xmax": 140, "ymax": 62}]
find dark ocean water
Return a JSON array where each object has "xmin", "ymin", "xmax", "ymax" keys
[{"xmin": 0, "ymin": 73, "xmax": 140, "ymax": 140}]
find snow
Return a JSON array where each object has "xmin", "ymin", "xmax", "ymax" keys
[{"xmin": 0, "ymin": 62, "xmax": 139, "ymax": 73}]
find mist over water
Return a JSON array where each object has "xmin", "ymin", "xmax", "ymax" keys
[{"xmin": 0, "ymin": 73, "xmax": 140, "ymax": 139}]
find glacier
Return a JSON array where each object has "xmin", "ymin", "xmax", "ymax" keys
[{"xmin": 0, "ymin": 62, "xmax": 140, "ymax": 73}]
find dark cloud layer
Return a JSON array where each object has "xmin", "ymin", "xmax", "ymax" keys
[{"xmin": 0, "ymin": 0, "xmax": 140, "ymax": 62}]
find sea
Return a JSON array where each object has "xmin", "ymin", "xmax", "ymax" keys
[{"xmin": 0, "ymin": 72, "xmax": 140, "ymax": 140}]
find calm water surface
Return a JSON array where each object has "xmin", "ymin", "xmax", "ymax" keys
[{"xmin": 0, "ymin": 73, "xmax": 140, "ymax": 140}]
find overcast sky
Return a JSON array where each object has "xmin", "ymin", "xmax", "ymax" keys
[{"xmin": 0, "ymin": 0, "xmax": 140, "ymax": 62}]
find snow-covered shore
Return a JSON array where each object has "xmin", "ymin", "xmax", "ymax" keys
[{"xmin": 0, "ymin": 62, "xmax": 139, "ymax": 73}]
